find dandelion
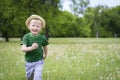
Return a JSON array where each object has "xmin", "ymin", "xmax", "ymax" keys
[
  {"xmin": 100, "ymin": 76, "xmax": 103, "ymax": 80},
  {"xmin": 55, "ymin": 57, "xmax": 60, "ymax": 60},
  {"xmin": 80, "ymin": 71, "xmax": 83, "ymax": 74},
  {"xmin": 16, "ymin": 62, "xmax": 20, "ymax": 66},
  {"xmin": 0, "ymin": 73, "xmax": 3, "ymax": 76},
  {"xmin": 96, "ymin": 62, "xmax": 99, "ymax": 66},
  {"xmin": 71, "ymin": 56, "xmax": 76, "ymax": 60},
  {"xmin": 110, "ymin": 77, "xmax": 113, "ymax": 80},
  {"xmin": 117, "ymin": 71, "xmax": 119, "ymax": 74},
  {"xmin": 0, "ymin": 72, "xmax": 4, "ymax": 80},
  {"xmin": 107, "ymin": 77, "xmax": 109, "ymax": 80},
  {"xmin": 53, "ymin": 69, "xmax": 56, "ymax": 72}
]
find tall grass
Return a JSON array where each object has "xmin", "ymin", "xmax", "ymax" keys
[
  {"xmin": 0, "ymin": 38, "xmax": 120, "ymax": 80},
  {"xmin": 0, "ymin": 40, "xmax": 25, "ymax": 80}
]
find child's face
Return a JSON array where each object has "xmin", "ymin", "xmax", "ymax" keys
[{"xmin": 28, "ymin": 19, "xmax": 42, "ymax": 35}]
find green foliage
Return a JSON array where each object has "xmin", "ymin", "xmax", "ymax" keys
[
  {"xmin": 0, "ymin": 0, "xmax": 120, "ymax": 41},
  {"xmin": 84, "ymin": 6, "xmax": 120, "ymax": 37},
  {"xmin": 109, "ymin": 6, "xmax": 120, "ymax": 34},
  {"xmin": 70, "ymin": 0, "xmax": 90, "ymax": 15}
]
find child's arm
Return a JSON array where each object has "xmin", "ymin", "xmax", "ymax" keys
[
  {"xmin": 43, "ymin": 46, "xmax": 48, "ymax": 60},
  {"xmin": 21, "ymin": 43, "xmax": 38, "ymax": 52}
]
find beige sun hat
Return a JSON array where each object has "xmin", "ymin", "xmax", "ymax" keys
[{"xmin": 25, "ymin": 14, "xmax": 46, "ymax": 28}]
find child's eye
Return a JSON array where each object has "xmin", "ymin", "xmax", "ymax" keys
[
  {"xmin": 32, "ymin": 25, "xmax": 35, "ymax": 27},
  {"xmin": 37, "ymin": 26, "xmax": 40, "ymax": 28}
]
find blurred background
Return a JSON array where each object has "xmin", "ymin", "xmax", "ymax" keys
[
  {"xmin": 0, "ymin": 0, "xmax": 120, "ymax": 42},
  {"xmin": 0, "ymin": 1, "xmax": 120, "ymax": 80}
]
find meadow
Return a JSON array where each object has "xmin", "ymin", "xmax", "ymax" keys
[{"xmin": 0, "ymin": 38, "xmax": 120, "ymax": 80}]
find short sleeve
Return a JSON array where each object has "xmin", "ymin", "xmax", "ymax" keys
[
  {"xmin": 42, "ymin": 35, "xmax": 49, "ymax": 46},
  {"xmin": 21, "ymin": 34, "xmax": 28, "ymax": 45}
]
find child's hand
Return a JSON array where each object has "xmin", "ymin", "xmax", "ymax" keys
[{"xmin": 31, "ymin": 43, "xmax": 39, "ymax": 50}]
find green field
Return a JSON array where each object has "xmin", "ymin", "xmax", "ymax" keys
[{"xmin": 0, "ymin": 38, "xmax": 120, "ymax": 80}]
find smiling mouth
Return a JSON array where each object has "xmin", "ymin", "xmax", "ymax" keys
[{"xmin": 32, "ymin": 30, "xmax": 38, "ymax": 32}]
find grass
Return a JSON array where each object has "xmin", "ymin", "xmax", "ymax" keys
[
  {"xmin": 0, "ymin": 38, "xmax": 120, "ymax": 80},
  {"xmin": 0, "ymin": 39, "xmax": 25, "ymax": 80}
]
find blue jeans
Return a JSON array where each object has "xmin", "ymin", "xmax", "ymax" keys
[{"xmin": 25, "ymin": 60, "xmax": 44, "ymax": 80}]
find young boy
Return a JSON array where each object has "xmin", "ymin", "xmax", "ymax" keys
[{"xmin": 21, "ymin": 14, "xmax": 49, "ymax": 80}]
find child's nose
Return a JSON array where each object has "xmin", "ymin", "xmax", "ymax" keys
[{"xmin": 34, "ymin": 26, "xmax": 37, "ymax": 29}]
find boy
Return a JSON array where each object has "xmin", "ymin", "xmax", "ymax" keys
[{"xmin": 21, "ymin": 14, "xmax": 49, "ymax": 80}]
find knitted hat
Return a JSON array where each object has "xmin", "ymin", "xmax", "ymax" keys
[{"xmin": 25, "ymin": 14, "xmax": 46, "ymax": 28}]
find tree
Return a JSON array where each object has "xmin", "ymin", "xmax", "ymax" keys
[
  {"xmin": 109, "ymin": 6, "xmax": 120, "ymax": 37},
  {"xmin": 0, "ymin": 0, "xmax": 61, "ymax": 41},
  {"xmin": 84, "ymin": 6, "xmax": 108, "ymax": 37},
  {"xmin": 0, "ymin": 0, "xmax": 17, "ymax": 42},
  {"xmin": 84, "ymin": 5, "xmax": 120, "ymax": 37},
  {"xmin": 70, "ymin": 0, "xmax": 90, "ymax": 16}
]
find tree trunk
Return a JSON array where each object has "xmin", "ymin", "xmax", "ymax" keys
[
  {"xmin": 5, "ymin": 31, "xmax": 9, "ymax": 42},
  {"xmin": 45, "ymin": 28, "xmax": 49, "ymax": 40},
  {"xmin": 96, "ymin": 30, "xmax": 99, "ymax": 38}
]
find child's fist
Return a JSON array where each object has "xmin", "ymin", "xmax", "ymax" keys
[{"xmin": 31, "ymin": 43, "xmax": 39, "ymax": 50}]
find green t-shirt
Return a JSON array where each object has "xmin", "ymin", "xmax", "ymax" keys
[{"xmin": 21, "ymin": 33, "xmax": 49, "ymax": 62}]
